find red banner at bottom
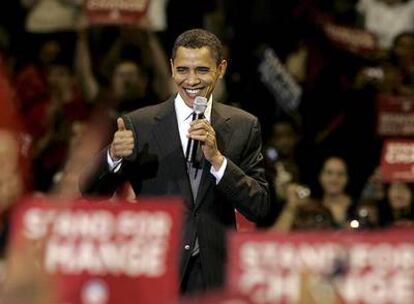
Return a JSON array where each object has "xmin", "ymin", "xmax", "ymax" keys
[
  {"xmin": 227, "ymin": 230, "xmax": 414, "ymax": 304},
  {"xmin": 7, "ymin": 196, "xmax": 183, "ymax": 304}
]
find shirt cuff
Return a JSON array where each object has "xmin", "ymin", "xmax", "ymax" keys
[
  {"xmin": 210, "ymin": 157, "xmax": 227, "ymax": 184},
  {"xmin": 107, "ymin": 149, "xmax": 122, "ymax": 173}
]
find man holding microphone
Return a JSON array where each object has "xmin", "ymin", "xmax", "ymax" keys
[{"xmin": 81, "ymin": 28, "xmax": 270, "ymax": 295}]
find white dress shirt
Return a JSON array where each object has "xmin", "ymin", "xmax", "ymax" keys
[{"xmin": 107, "ymin": 94, "xmax": 227, "ymax": 184}]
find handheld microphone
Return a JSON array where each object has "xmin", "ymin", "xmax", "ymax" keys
[{"xmin": 185, "ymin": 96, "xmax": 208, "ymax": 164}]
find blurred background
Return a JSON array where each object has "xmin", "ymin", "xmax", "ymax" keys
[{"xmin": 1, "ymin": 0, "xmax": 414, "ymax": 266}]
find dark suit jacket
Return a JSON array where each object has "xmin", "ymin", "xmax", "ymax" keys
[{"xmin": 80, "ymin": 97, "xmax": 270, "ymax": 289}]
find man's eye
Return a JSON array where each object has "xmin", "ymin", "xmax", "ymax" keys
[
  {"xmin": 198, "ymin": 68, "xmax": 209, "ymax": 73},
  {"xmin": 176, "ymin": 68, "xmax": 187, "ymax": 73}
]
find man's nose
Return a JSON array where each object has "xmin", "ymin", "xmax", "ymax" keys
[{"xmin": 186, "ymin": 70, "xmax": 200, "ymax": 85}]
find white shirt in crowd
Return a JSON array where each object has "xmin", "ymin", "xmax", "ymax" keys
[{"xmin": 357, "ymin": 0, "xmax": 414, "ymax": 49}]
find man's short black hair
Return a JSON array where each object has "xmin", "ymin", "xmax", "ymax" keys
[{"xmin": 171, "ymin": 29, "xmax": 224, "ymax": 65}]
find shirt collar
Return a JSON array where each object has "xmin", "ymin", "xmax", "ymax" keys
[{"xmin": 174, "ymin": 93, "xmax": 212, "ymax": 123}]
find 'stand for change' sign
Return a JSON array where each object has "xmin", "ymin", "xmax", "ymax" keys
[
  {"xmin": 9, "ymin": 196, "xmax": 183, "ymax": 304},
  {"xmin": 227, "ymin": 230, "xmax": 414, "ymax": 304},
  {"xmin": 381, "ymin": 139, "xmax": 414, "ymax": 181}
]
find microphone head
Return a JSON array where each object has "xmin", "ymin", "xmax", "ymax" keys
[{"xmin": 193, "ymin": 96, "xmax": 208, "ymax": 114}]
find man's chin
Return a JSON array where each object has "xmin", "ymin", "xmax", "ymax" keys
[{"xmin": 179, "ymin": 92, "xmax": 195, "ymax": 107}]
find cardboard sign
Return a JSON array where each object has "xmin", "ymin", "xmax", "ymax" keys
[
  {"xmin": 85, "ymin": 0, "xmax": 149, "ymax": 25},
  {"xmin": 227, "ymin": 230, "xmax": 414, "ymax": 304},
  {"xmin": 9, "ymin": 196, "xmax": 183, "ymax": 304},
  {"xmin": 380, "ymin": 139, "xmax": 414, "ymax": 182},
  {"xmin": 377, "ymin": 95, "xmax": 414, "ymax": 136},
  {"xmin": 323, "ymin": 23, "xmax": 377, "ymax": 54}
]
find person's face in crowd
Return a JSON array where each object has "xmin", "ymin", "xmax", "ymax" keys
[
  {"xmin": 388, "ymin": 182, "xmax": 412, "ymax": 210},
  {"xmin": 39, "ymin": 40, "xmax": 60, "ymax": 65},
  {"xmin": 112, "ymin": 61, "xmax": 147, "ymax": 101},
  {"xmin": 170, "ymin": 46, "xmax": 227, "ymax": 108},
  {"xmin": 319, "ymin": 157, "xmax": 348, "ymax": 196},
  {"xmin": 269, "ymin": 122, "xmax": 298, "ymax": 158},
  {"xmin": 393, "ymin": 34, "xmax": 414, "ymax": 66}
]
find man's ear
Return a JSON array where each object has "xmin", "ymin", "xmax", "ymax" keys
[
  {"xmin": 170, "ymin": 59, "xmax": 175, "ymax": 77},
  {"xmin": 218, "ymin": 60, "xmax": 227, "ymax": 79}
]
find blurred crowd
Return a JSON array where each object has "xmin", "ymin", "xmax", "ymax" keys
[{"xmin": 1, "ymin": 0, "xmax": 414, "ymax": 262}]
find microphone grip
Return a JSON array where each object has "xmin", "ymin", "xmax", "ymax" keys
[{"xmin": 185, "ymin": 112, "xmax": 204, "ymax": 163}]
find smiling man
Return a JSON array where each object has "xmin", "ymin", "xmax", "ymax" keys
[{"xmin": 81, "ymin": 29, "xmax": 270, "ymax": 295}]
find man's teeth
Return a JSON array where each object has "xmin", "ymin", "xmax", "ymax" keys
[{"xmin": 185, "ymin": 89, "xmax": 201, "ymax": 95}]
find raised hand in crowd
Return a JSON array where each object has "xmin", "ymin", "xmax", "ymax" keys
[{"xmin": 271, "ymin": 183, "xmax": 311, "ymax": 232}]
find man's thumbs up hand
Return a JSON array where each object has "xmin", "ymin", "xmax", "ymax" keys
[
  {"xmin": 117, "ymin": 117, "xmax": 126, "ymax": 131},
  {"xmin": 109, "ymin": 117, "xmax": 135, "ymax": 161}
]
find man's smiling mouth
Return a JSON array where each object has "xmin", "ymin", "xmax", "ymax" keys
[{"xmin": 185, "ymin": 88, "xmax": 203, "ymax": 97}]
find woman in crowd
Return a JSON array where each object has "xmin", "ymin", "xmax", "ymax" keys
[
  {"xmin": 383, "ymin": 182, "xmax": 414, "ymax": 226},
  {"xmin": 317, "ymin": 156, "xmax": 354, "ymax": 228}
]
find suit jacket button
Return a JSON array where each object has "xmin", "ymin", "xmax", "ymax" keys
[{"xmin": 184, "ymin": 245, "xmax": 190, "ymax": 250}]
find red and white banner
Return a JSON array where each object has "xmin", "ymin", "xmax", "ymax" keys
[
  {"xmin": 381, "ymin": 139, "xmax": 414, "ymax": 182},
  {"xmin": 8, "ymin": 196, "xmax": 183, "ymax": 304},
  {"xmin": 182, "ymin": 291, "xmax": 253, "ymax": 304},
  {"xmin": 227, "ymin": 230, "xmax": 414, "ymax": 304},
  {"xmin": 85, "ymin": 0, "xmax": 149, "ymax": 25},
  {"xmin": 377, "ymin": 95, "xmax": 414, "ymax": 136},
  {"xmin": 323, "ymin": 23, "xmax": 377, "ymax": 54}
]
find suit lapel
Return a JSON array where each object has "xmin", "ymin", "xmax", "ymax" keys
[
  {"xmin": 151, "ymin": 98, "xmax": 194, "ymax": 209},
  {"xmin": 195, "ymin": 102, "xmax": 232, "ymax": 209}
]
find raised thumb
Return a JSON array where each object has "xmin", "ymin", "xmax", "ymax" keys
[{"xmin": 117, "ymin": 117, "xmax": 126, "ymax": 131}]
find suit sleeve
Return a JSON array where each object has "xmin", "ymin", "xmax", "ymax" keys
[
  {"xmin": 79, "ymin": 147, "xmax": 127, "ymax": 196},
  {"xmin": 216, "ymin": 117, "xmax": 271, "ymax": 222}
]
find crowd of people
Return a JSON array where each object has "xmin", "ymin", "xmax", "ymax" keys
[{"xmin": 0, "ymin": 0, "xmax": 414, "ymax": 297}]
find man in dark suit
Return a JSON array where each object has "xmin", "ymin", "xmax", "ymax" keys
[{"xmin": 81, "ymin": 29, "xmax": 270, "ymax": 295}]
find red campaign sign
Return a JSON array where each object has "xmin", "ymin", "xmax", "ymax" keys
[
  {"xmin": 381, "ymin": 139, "xmax": 414, "ymax": 182},
  {"xmin": 323, "ymin": 22, "xmax": 377, "ymax": 54},
  {"xmin": 377, "ymin": 95, "xmax": 414, "ymax": 136},
  {"xmin": 235, "ymin": 210, "xmax": 256, "ymax": 233},
  {"xmin": 227, "ymin": 230, "xmax": 414, "ymax": 304},
  {"xmin": 85, "ymin": 0, "xmax": 150, "ymax": 25},
  {"xmin": 8, "ymin": 196, "xmax": 183, "ymax": 304},
  {"xmin": 181, "ymin": 290, "xmax": 254, "ymax": 304}
]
